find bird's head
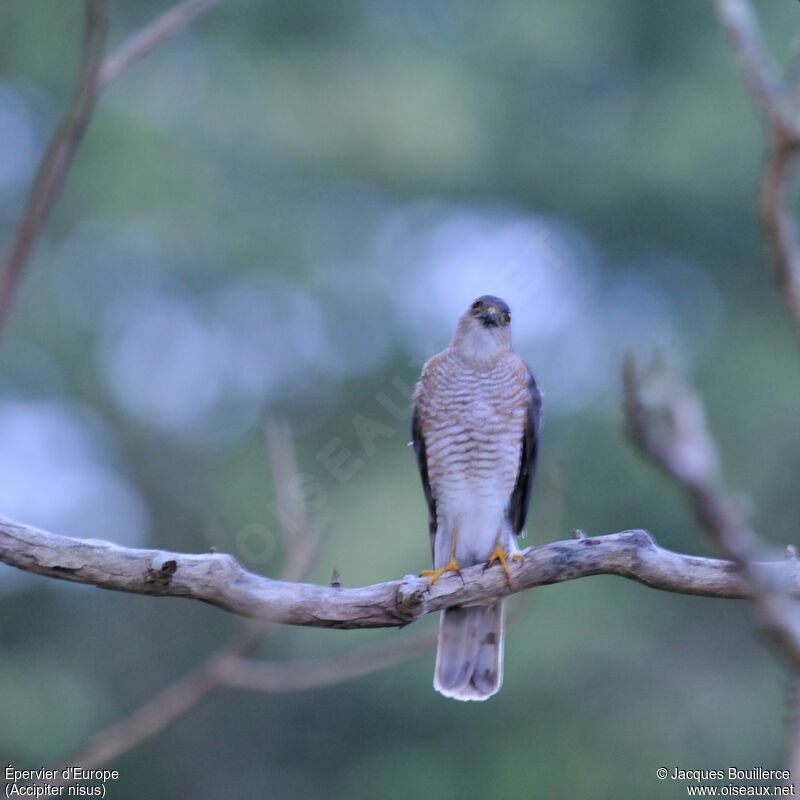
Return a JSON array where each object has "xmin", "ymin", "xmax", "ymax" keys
[{"xmin": 452, "ymin": 295, "xmax": 513, "ymax": 365}]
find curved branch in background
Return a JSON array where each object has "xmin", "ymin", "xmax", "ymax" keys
[
  {"xmin": 760, "ymin": 134, "xmax": 800, "ymax": 338},
  {"xmin": 49, "ymin": 420, "xmax": 324, "ymax": 780},
  {"xmin": 0, "ymin": 0, "xmax": 108, "ymax": 334},
  {"xmin": 51, "ymin": 624, "xmax": 259, "ymax": 776},
  {"xmin": 710, "ymin": 0, "xmax": 792, "ymax": 130},
  {"xmin": 96, "ymin": 0, "xmax": 222, "ymax": 90},
  {"xmin": 623, "ymin": 356, "xmax": 800, "ymax": 669},
  {"xmin": 4, "ymin": 516, "xmax": 800, "ymax": 630},
  {"xmin": 216, "ymin": 633, "xmax": 437, "ymax": 694},
  {"xmin": 0, "ymin": 0, "xmax": 223, "ymax": 337},
  {"xmin": 711, "ymin": 0, "xmax": 800, "ymax": 343},
  {"xmin": 707, "ymin": 35, "xmax": 800, "ymax": 773},
  {"xmin": 51, "ymin": 626, "xmax": 436, "ymax": 777}
]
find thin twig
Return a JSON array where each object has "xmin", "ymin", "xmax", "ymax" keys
[
  {"xmin": 49, "ymin": 625, "xmax": 433, "ymax": 777},
  {"xmin": 265, "ymin": 419, "xmax": 327, "ymax": 582},
  {"xmin": 760, "ymin": 134, "xmax": 800, "ymax": 342},
  {"xmin": 96, "ymin": 0, "xmax": 222, "ymax": 91},
  {"xmin": 0, "ymin": 0, "xmax": 108, "ymax": 335},
  {"xmin": 711, "ymin": 0, "xmax": 794, "ymax": 132},
  {"xmin": 51, "ymin": 623, "xmax": 258, "ymax": 775},
  {"xmin": 0, "ymin": 0, "xmax": 222, "ymax": 337},
  {"xmin": 217, "ymin": 631, "xmax": 437, "ymax": 694},
  {"xmin": 52, "ymin": 420, "xmax": 319, "ymax": 776},
  {"xmin": 711, "ymin": 0, "xmax": 800, "ymax": 344}
]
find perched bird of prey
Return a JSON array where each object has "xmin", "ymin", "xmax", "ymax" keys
[{"xmin": 412, "ymin": 295, "xmax": 541, "ymax": 701}]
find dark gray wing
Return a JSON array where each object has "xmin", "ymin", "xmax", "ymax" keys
[
  {"xmin": 508, "ymin": 368, "xmax": 542, "ymax": 535},
  {"xmin": 411, "ymin": 404, "xmax": 437, "ymax": 557}
]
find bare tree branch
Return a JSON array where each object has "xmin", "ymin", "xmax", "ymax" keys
[
  {"xmin": 711, "ymin": 0, "xmax": 800, "ymax": 343},
  {"xmin": 96, "ymin": 0, "xmax": 222, "ymax": 91},
  {"xmin": 760, "ymin": 134, "xmax": 800, "ymax": 340},
  {"xmin": 52, "ymin": 420, "xmax": 321, "ymax": 777},
  {"xmin": 0, "ymin": 0, "xmax": 222, "ymax": 337},
  {"xmin": 51, "ymin": 629, "xmax": 250, "ymax": 775},
  {"xmin": 624, "ymin": 354, "xmax": 800, "ymax": 779},
  {"xmin": 710, "ymin": 0, "xmax": 794, "ymax": 132},
  {"xmin": 0, "ymin": 0, "xmax": 108, "ymax": 335},
  {"xmin": 50, "ymin": 626, "xmax": 434, "ymax": 776},
  {"xmin": 622, "ymin": 357, "xmax": 800, "ymax": 669},
  {"xmin": 264, "ymin": 419, "xmax": 328, "ymax": 583},
  {"xmin": 216, "ymin": 632, "xmax": 437, "ymax": 694},
  {"xmin": 4, "ymin": 516, "xmax": 800, "ymax": 631}
]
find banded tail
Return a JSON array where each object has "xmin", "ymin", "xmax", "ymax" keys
[{"xmin": 434, "ymin": 600, "xmax": 505, "ymax": 701}]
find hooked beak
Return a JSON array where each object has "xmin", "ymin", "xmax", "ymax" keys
[{"xmin": 480, "ymin": 305, "xmax": 500, "ymax": 327}]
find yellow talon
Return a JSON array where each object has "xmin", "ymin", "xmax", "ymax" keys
[
  {"xmin": 486, "ymin": 546, "xmax": 515, "ymax": 583},
  {"xmin": 420, "ymin": 559, "xmax": 460, "ymax": 586}
]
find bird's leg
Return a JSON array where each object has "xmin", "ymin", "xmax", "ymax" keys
[
  {"xmin": 420, "ymin": 559, "xmax": 460, "ymax": 586},
  {"xmin": 485, "ymin": 543, "xmax": 521, "ymax": 584},
  {"xmin": 421, "ymin": 534, "xmax": 461, "ymax": 585}
]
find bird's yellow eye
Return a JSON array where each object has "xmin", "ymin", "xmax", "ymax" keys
[
  {"xmin": 471, "ymin": 300, "xmax": 483, "ymax": 312},
  {"xmin": 501, "ymin": 310, "xmax": 511, "ymax": 324}
]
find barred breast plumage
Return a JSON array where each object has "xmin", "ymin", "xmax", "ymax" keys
[{"xmin": 419, "ymin": 347, "xmax": 530, "ymax": 512}]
